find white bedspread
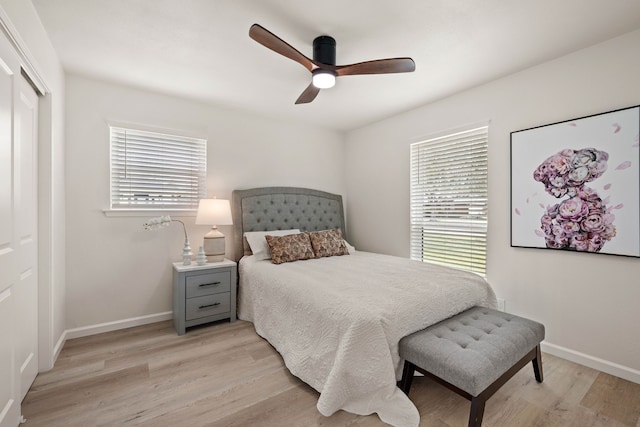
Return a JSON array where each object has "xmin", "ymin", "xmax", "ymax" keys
[{"xmin": 238, "ymin": 251, "xmax": 497, "ymax": 427}]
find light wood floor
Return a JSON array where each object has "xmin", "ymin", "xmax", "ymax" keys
[{"xmin": 22, "ymin": 320, "xmax": 640, "ymax": 427}]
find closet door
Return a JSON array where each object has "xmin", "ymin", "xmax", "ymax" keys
[
  {"xmin": 14, "ymin": 73, "xmax": 39, "ymax": 401},
  {"xmin": 0, "ymin": 29, "xmax": 22, "ymax": 427},
  {"xmin": 0, "ymin": 29, "xmax": 40, "ymax": 424}
]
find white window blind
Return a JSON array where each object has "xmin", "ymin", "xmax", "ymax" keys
[
  {"xmin": 110, "ymin": 127, "xmax": 206, "ymax": 210},
  {"xmin": 410, "ymin": 126, "xmax": 488, "ymax": 275}
]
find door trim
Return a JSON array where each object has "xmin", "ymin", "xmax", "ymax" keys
[{"xmin": 0, "ymin": 8, "xmax": 48, "ymax": 94}]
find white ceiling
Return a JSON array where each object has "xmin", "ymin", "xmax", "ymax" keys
[{"xmin": 32, "ymin": 0, "xmax": 640, "ymax": 132}]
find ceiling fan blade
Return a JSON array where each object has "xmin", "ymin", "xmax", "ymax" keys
[
  {"xmin": 335, "ymin": 58, "xmax": 415, "ymax": 76},
  {"xmin": 295, "ymin": 83, "xmax": 321, "ymax": 104},
  {"xmin": 249, "ymin": 24, "xmax": 317, "ymax": 72}
]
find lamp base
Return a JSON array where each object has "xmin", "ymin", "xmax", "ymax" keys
[{"xmin": 203, "ymin": 226, "xmax": 225, "ymax": 263}]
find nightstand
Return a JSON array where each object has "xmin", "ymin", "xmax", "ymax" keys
[{"xmin": 172, "ymin": 259, "xmax": 237, "ymax": 335}]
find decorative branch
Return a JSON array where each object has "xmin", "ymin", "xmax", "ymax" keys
[
  {"xmin": 143, "ymin": 215, "xmax": 192, "ymax": 265},
  {"xmin": 143, "ymin": 215, "xmax": 188, "ymax": 239}
]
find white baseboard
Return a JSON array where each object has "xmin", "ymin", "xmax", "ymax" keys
[
  {"xmin": 65, "ymin": 311, "xmax": 173, "ymax": 340},
  {"xmin": 53, "ymin": 329, "xmax": 66, "ymax": 362},
  {"xmin": 541, "ymin": 341, "xmax": 640, "ymax": 384}
]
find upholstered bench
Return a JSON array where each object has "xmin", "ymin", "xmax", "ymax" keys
[{"xmin": 399, "ymin": 306, "xmax": 545, "ymax": 427}]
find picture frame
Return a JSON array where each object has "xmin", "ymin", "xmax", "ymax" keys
[{"xmin": 510, "ymin": 105, "xmax": 640, "ymax": 257}]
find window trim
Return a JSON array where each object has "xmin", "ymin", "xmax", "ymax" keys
[{"xmin": 102, "ymin": 209, "xmax": 197, "ymax": 217}]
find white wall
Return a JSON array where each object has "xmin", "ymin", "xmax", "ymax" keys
[
  {"xmin": 345, "ymin": 30, "xmax": 640, "ymax": 381},
  {"xmin": 0, "ymin": 0, "xmax": 66, "ymax": 369},
  {"xmin": 65, "ymin": 74, "xmax": 344, "ymax": 331}
]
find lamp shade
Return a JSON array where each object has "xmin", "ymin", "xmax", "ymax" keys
[{"xmin": 195, "ymin": 199, "xmax": 233, "ymax": 225}]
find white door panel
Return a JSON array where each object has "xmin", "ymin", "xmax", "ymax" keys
[
  {"xmin": 0, "ymin": 31, "xmax": 20, "ymax": 427},
  {"xmin": 15, "ymin": 76, "xmax": 39, "ymax": 401}
]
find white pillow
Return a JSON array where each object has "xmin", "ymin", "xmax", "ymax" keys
[
  {"xmin": 344, "ymin": 240, "xmax": 356, "ymax": 254},
  {"xmin": 244, "ymin": 229, "xmax": 300, "ymax": 260}
]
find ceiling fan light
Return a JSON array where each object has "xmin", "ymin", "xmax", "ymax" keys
[{"xmin": 312, "ymin": 70, "xmax": 336, "ymax": 89}]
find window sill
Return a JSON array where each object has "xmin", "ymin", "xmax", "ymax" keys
[{"xmin": 103, "ymin": 209, "xmax": 197, "ymax": 218}]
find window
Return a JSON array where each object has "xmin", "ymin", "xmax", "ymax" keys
[
  {"xmin": 410, "ymin": 126, "xmax": 488, "ymax": 275},
  {"xmin": 110, "ymin": 126, "xmax": 206, "ymax": 210}
]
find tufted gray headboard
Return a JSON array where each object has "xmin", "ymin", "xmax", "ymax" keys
[{"xmin": 231, "ymin": 187, "xmax": 346, "ymax": 261}]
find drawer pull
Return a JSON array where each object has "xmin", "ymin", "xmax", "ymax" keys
[
  {"xmin": 199, "ymin": 281, "xmax": 221, "ymax": 287},
  {"xmin": 199, "ymin": 302, "xmax": 221, "ymax": 309}
]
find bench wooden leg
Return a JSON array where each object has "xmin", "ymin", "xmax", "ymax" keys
[
  {"xmin": 402, "ymin": 344, "xmax": 542, "ymax": 427},
  {"xmin": 469, "ymin": 397, "xmax": 486, "ymax": 427},
  {"xmin": 532, "ymin": 344, "xmax": 543, "ymax": 383},
  {"xmin": 400, "ymin": 360, "xmax": 415, "ymax": 394}
]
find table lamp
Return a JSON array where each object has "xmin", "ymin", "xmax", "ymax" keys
[{"xmin": 195, "ymin": 198, "xmax": 233, "ymax": 262}]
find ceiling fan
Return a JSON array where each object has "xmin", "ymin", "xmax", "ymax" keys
[{"xmin": 249, "ymin": 24, "xmax": 416, "ymax": 104}]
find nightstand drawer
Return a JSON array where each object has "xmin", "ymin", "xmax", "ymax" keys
[
  {"xmin": 186, "ymin": 292, "xmax": 230, "ymax": 320},
  {"xmin": 185, "ymin": 271, "xmax": 231, "ymax": 298}
]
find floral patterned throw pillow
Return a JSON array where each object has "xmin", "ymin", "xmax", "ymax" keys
[
  {"xmin": 308, "ymin": 228, "xmax": 349, "ymax": 258},
  {"xmin": 265, "ymin": 233, "xmax": 315, "ymax": 264}
]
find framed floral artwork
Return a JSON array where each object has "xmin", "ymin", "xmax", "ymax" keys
[{"xmin": 511, "ymin": 105, "xmax": 640, "ymax": 257}]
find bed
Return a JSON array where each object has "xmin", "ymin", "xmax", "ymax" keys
[{"xmin": 231, "ymin": 187, "xmax": 497, "ymax": 427}]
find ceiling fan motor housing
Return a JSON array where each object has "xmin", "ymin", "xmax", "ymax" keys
[{"xmin": 313, "ymin": 36, "xmax": 336, "ymax": 66}]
